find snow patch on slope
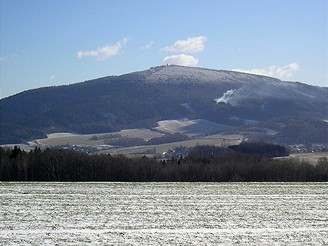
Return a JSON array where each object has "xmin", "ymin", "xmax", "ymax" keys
[{"xmin": 155, "ymin": 119, "xmax": 233, "ymax": 137}]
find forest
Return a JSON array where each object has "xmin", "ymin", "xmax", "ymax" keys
[{"xmin": 1, "ymin": 143, "xmax": 327, "ymax": 182}]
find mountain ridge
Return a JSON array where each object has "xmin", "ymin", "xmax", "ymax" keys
[
  {"xmin": 1, "ymin": 65, "xmax": 327, "ymax": 145},
  {"xmin": 3, "ymin": 65, "xmax": 325, "ymax": 99},
  {"xmin": 110, "ymin": 65, "xmax": 284, "ymax": 85}
]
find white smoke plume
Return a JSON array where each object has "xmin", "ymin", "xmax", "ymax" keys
[
  {"xmin": 215, "ymin": 89, "xmax": 236, "ymax": 104},
  {"xmin": 215, "ymin": 82, "xmax": 293, "ymax": 107}
]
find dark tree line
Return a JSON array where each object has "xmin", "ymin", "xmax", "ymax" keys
[
  {"xmin": 228, "ymin": 142, "xmax": 289, "ymax": 157},
  {"xmin": 1, "ymin": 145, "xmax": 327, "ymax": 182}
]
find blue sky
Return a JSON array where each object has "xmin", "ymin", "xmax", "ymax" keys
[{"xmin": 1, "ymin": 0, "xmax": 327, "ymax": 98}]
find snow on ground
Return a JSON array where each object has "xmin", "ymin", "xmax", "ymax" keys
[
  {"xmin": 145, "ymin": 65, "xmax": 280, "ymax": 85},
  {"xmin": 1, "ymin": 182, "xmax": 327, "ymax": 245},
  {"xmin": 155, "ymin": 118, "xmax": 232, "ymax": 137},
  {"xmin": 46, "ymin": 133, "xmax": 80, "ymax": 138}
]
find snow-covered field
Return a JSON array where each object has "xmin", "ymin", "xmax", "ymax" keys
[
  {"xmin": 1, "ymin": 182, "xmax": 327, "ymax": 245},
  {"xmin": 155, "ymin": 119, "xmax": 232, "ymax": 137}
]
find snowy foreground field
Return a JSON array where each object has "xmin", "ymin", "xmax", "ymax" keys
[{"xmin": 1, "ymin": 182, "xmax": 327, "ymax": 245}]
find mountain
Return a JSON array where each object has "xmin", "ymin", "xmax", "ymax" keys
[{"xmin": 1, "ymin": 65, "xmax": 327, "ymax": 144}]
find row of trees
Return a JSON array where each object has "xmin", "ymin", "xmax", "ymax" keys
[
  {"xmin": 1, "ymin": 145, "xmax": 327, "ymax": 182},
  {"xmin": 228, "ymin": 142, "xmax": 289, "ymax": 157}
]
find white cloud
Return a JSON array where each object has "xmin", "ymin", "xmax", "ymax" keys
[
  {"xmin": 141, "ymin": 41, "xmax": 154, "ymax": 50},
  {"xmin": 49, "ymin": 75, "xmax": 55, "ymax": 80},
  {"xmin": 233, "ymin": 63, "xmax": 300, "ymax": 79},
  {"xmin": 162, "ymin": 36, "xmax": 207, "ymax": 53},
  {"xmin": 77, "ymin": 38, "xmax": 128, "ymax": 61},
  {"xmin": 163, "ymin": 54, "xmax": 198, "ymax": 66},
  {"xmin": 276, "ymin": 63, "xmax": 300, "ymax": 78}
]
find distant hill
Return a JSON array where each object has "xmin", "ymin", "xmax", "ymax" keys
[{"xmin": 1, "ymin": 65, "xmax": 327, "ymax": 144}]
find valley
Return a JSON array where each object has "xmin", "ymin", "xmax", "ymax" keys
[
  {"xmin": 4, "ymin": 117, "xmax": 327, "ymax": 160},
  {"xmin": 16, "ymin": 119, "xmax": 243, "ymax": 158}
]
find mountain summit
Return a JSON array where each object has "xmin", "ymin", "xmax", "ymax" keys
[
  {"xmin": 134, "ymin": 65, "xmax": 281, "ymax": 84},
  {"xmin": 1, "ymin": 65, "xmax": 327, "ymax": 144}
]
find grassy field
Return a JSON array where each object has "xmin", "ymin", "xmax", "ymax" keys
[
  {"xmin": 99, "ymin": 133, "xmax": 243, "ymax": 157},
  {"xmin": 280, "ymin": 152, "xmax": 328, "ymax": 165},
  {"xmin": 3, "ymin": 129, "xmax": 242, "ymax": 157},
  {"xmin": 29, "ymin": 129, "xmax": 163, "ymax": 147},
  {"xmin": 3, "ymin": 119, "xmax": 242, "ymax": 157},
  {"xmin": 3, "ymin": 119, "xmax": 325, "ymax": 160}
]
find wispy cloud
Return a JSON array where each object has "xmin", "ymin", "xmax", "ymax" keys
[
  {"xmin": 77, "ymin": 38, "xmax": 128, "ymax": 61},
  {"xmin": 275, "ymin": 63, "xmax": 300, "ymax": 78},
  {"xmin": 233, "ymin": 63, "xmax": 300, "ymax": 79},
  {"xmin": 162, "ymin": 36, "xmax": 207, "ymax": 53},
  {"xmin": 49, "ymin": 75, "xmax": 55, "ymax": 80},
  {"xmin": 0, "ymin": 54, "xmax": 17, "ymax": 63},
  {"xmin": 141, "ymin": 41, "xmax": 154, "ymax": 50},
  {"xmin": 163, "ymin": 54, "xmax": 198, "ymax": 66}
]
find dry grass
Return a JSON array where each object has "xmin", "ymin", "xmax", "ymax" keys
[
  {"xmin": 31, "ymin": 129, "xmax": 163, "ymax": 147},
  {"xmin": 99, "ymin": 134, "xmax": 243, "ymax": 157},
  {"xmin": 287, "ymin": 152, "xmax": 328, "ymax": 165},
  {"xmin": 2, "ymin": 130, "xmax": 243, "ymax": 157}
]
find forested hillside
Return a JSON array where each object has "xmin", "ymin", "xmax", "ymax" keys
[{"xmin": 1, "ymin": 66, "xmax": 327, "ymax": 144}]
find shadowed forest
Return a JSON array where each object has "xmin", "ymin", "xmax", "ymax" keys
[{"xmin": 1, "ymin": 143, "xmax": 327, "ymax": 182}]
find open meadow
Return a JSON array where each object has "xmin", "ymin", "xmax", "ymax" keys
[{"xmin": 17, "ymin": 128, "xmax": 243, "ymax": 157}]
